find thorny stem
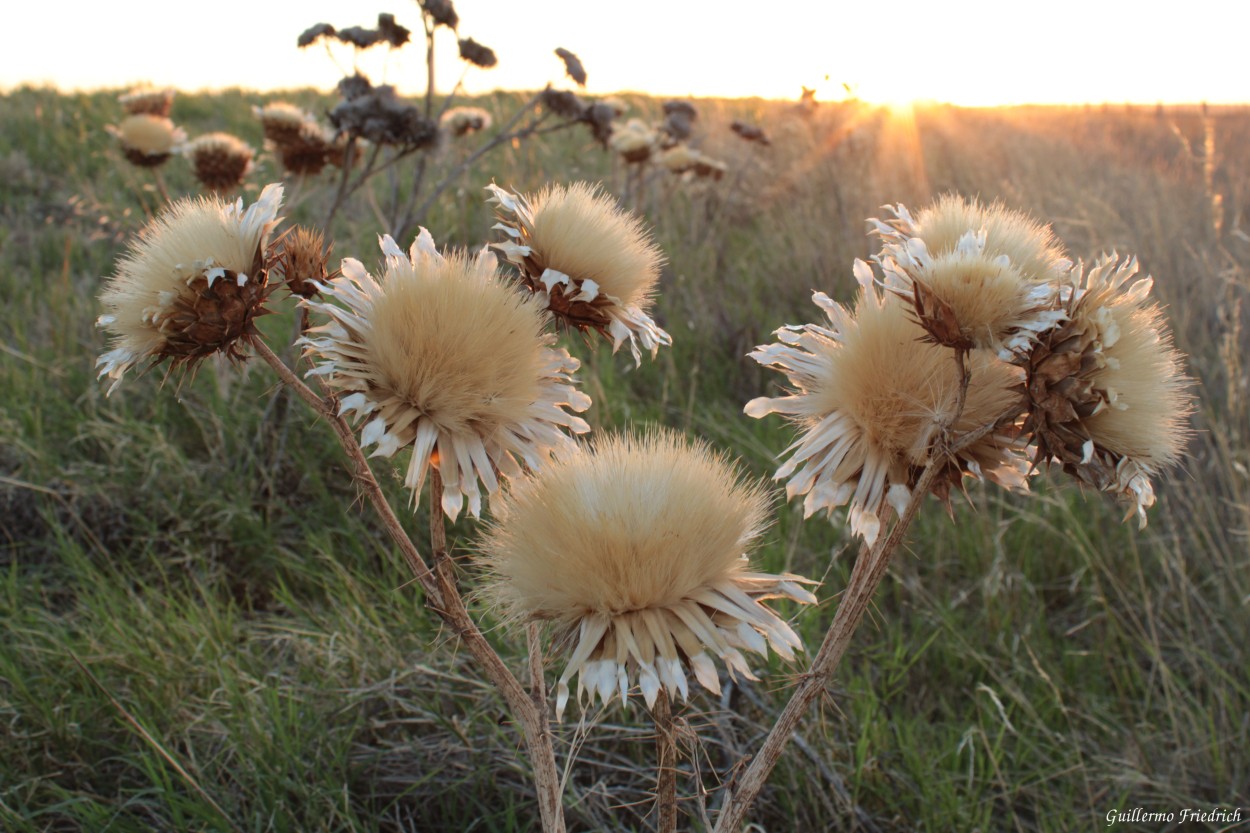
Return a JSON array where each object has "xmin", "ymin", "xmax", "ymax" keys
[
  {"xmin": 252, "ymin": 338, "xmax": 566, "ymax": 832},
  {"xmin": 652, "ymin": 689, "xmax": 678, "ymax": 833},
  {"xmin": 711, "ymin": 352, "xmax": 997, "ymax": 832}
]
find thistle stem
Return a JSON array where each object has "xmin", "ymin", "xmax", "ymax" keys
[
  {"xmin": 252, "ymin": 338, "xmax": 566, "ymax": 832},
  {"xmin": 712, "ymin": 351, "xmax": 993, "ymax": 832},
  {"xmin": 652, "ymin": 689, "xmax": 678, "ymax": 833}
]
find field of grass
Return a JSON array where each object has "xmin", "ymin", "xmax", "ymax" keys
[{"xmin": 1, "ymin": 83, "xmax": 1247, "ymax": 832}]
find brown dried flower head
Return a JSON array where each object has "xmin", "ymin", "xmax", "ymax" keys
[
  {"xmin": 554, "ymin": 47, "xmax": 587, "ymax": 86},
  {"xmin": 297, "ymin": 23, "xmax": 336, "ymax": 48},
  {"xmin": 746, "ymin": 271, "xmax": 1031, "ymax": 544},
  {"xmin": 420, "ymin": 0, "xmax": 459, "ymax": 29},
  {"xmin": 184, "ymin": 132, "xmax": 254, "ymax": 192},
  {"xmin": 458, "ymin": 37, "xmax": 497, "ymax": 68},
  {"xmin": 871, "ymin": 197, "xmax": 1071, "ymax": 356},
  {"xmin": 1023, "ymin": 254, "xmax": 1192, "ymax": 526},
  {"xmin": 486, "ymin": 182, "xmax": 670, "ymax": 364},
  {"xmin": 96, "ymin": 184, "xmax": 284, "ymax": 391},
  {"xmin": 278, "ymin": 226, "xmax": 332, "ymax": 298},
  {"xmin": 609, "ymin": 119, "xmax": 659, "ymax": 163},
  {"xmin": 730, "ymin": 120, "xmax": 770, "ymax": 145},
  {"xmin": 299, "ymin": 230, "xmax": 591, "ymax": 520},
  {"xmin": 479, "ymin": 430, "xmax": 816, "ymax": 719},
  {"xmin": 658, "ymin": 144, "xmax": 727, "ymax": 180},
  {"xmin": 376, "ymin": 13, "xmax": 411, "ymax": 47},
  {"xmin": 540, "ymin": 87, "xmax": 584, "ymax": 120},
  {"xmin": 440, "ymin": 106, "xmax": 493, "ymax": 138},
  {"xmin": 119, "ymin": 87, "xmax": 175, "ymax": 118},
  {"xmin": 108, "ymin": 114, "xmax": 186, "ymax": 168},
  {"xmin": 254, "ymin": 102, "xmax": 310, "ymax": 147}
]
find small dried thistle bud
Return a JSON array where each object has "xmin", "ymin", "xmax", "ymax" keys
[
  {"xmin": 581, "ymin": 102, "xmax": 616, "ymax": 147},
  {"xmin": 278, "ymin": 226, "xmax": 331, "ymax": 298},
  {"xmin": 377, "ymin": 13, "xmax": 411, "ymax": 47},
  {"xmin": 277, "ymin": 124, "xmax": 338, "ymax": 176},
  {"xmin": 420, "ymin": 0, "xmax": 459, "ymax": 29},
  {"xmin": 730, "ymin": 120, "xmax": 770, "ymax": 145},
  {"xmin": 336, "ymin": 25, "xmax": 382, "ymax": 49},
  {"xmin": 660, "ymin": 107, "xmax": 696, "ymax": 143},
  {"xmin": 554, "ymin": 47, "xmax": 586, "ymax": 87},
  {"xmin": 609, "ymin": 118, "xmax": 658, "ymax": 163},
  {"xmin": 540, "ymin": 87, "xmax": 584, "ymax": 120},
  {"xmin": 337, "ymin": 73, "xmax": 374, "ymax": 102},
  {"xmin": 440, "ymin": 106, "xmax": 492, "ymax": 137},
  {"xmin": 184, "ymin": 133, "xmax": 254, "ymax": 192},
  {"xmin": 458, "ymin": 37, "xmax": 497, "ymax": 68},
  {"xmin": 119, "ymin": 87, "xmax": 175, "ymax": 118},
  {"xmin": 658, "ymin": 145, "xmax": 727, "ymax": 180},
  {"xmin": 109, "ymin": 115, "xmax": 186, "ymax": 168},
  {"xmin": 297, "ymin": 22, "xmax": 336, "ymax": 48},
  {"xmin": 254, "ymin": 102, "xmax": 309, "ymax": 147}
]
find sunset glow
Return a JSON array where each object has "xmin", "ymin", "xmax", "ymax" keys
[{"xmin": 4, "ymin": 1, "xmax": 1248, "ymax": 106}]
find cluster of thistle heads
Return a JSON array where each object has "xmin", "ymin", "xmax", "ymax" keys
[
  {"xmin": 107, "ymin": 87, "xmax": 258, "ymax": 192},
  {"xmin": 94, "ymin": 179, "xmax": 1191, "ymax": 719}
]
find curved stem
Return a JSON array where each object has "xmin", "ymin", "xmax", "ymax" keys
[
  {"xmin": 252, "ymin": 338, "xmax": 566, "ymax": 832},
  {"xmin": 712, "ymin": 352, "xmax": 1000, "ymax": 831}
]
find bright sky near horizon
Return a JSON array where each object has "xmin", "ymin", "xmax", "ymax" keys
[{"xmin": 3, "ymin": 1, "xmax": 1247, "ymax": 106}]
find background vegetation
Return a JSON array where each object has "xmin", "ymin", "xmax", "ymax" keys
[{"xmin": 1, "ymin": 85, "xmax": 1247, "ymax": 831}]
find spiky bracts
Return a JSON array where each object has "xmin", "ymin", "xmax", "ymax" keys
[
  {"xmin": 479, "ymin": 430, "xmax": 815, "ymax": 719},
  {"xmin": 96, "ymin": 184, "xmax": 284, "ymax": 391},
  {"xmin": 1024, "ymin": 255, "xmax": 1192, "ymax": 525},
  {"xmin": 746, "ymin": 269, "xmax": 1030, "ymax": 544},
  {"xmin": 486, "ymin": 182, "xmax": 670, "ymax": 366},
  {"xmin": 871, "ymin": 196, "xmax": 1070, "ymax": 357},
  {"xmin": 299, "ymin": 230, "xmax": 592, "ymax": 520}
]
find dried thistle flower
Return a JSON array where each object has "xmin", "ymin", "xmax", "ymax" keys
[
  {"xmin": 554, "ymin": 47, "xmax": 586, "ymax": 87},
  {"xmin": 299, "ymin": 230, "xmax": 591, "ymax": 520},
  {"xmin": 458, "ymin": 37, "xmax": 497, "ymax": 69},
  {"xmin": 277, "ymin": 123, "xmax": 340, "ymax": 176},
  {"xmin": 658, "ymin": 144, "xmax": 727, "ymax": 180},
  {"xmin": 609, "ymin": 119, "xmax": 659, "ymax": 163},
  {"xmin": 746, "ymin": 271, "xmax": 1030, "ymax": 545},
  {"xmin": 108, "ymin": 114, "xmax": 186, "ymax": 168},
  {"xmin": 730, "ymin": 120, "xmax": 770, "ymax": 145},
  {"xmin": 183, "ymin": 133, "xmax": 254, "ymax": 192},
  {"xmin": 872, "ymin": 197, "xmax": 1072, "ymax": 356},
  {"xmin": 479, "ymin": 430, "xmax": 816, "ymax": 719},
  {"xmin": 420, "ymin": 0, "xmax": 459, "ymax": 29},
  {"xmin": 440, "ymin": 106, "xmax": 492, "ymax": 137},
  {"xmin": 660, "ymin": 100, "xmax": 697, "ymax": 143},
  {"xmin": 119, "ymin": 87, "xmax": 175, "ymax": 118},
  {"xmin": 254, "ymin": 102, "xmax": 310, "ymax": 147},
  {"xmin": 336, "ymin": 26, "xmax": 382, "ymax": 49},
  {"xmin": 1023, "ymin": 254, "xmax": 1192, "ymax": 525},
  {"xmin": 328, "ymin": 83, "xmax": 437, "ymax": 147},
  {"xmin": 96, "ymin": 184, "xmax": 284, "ymax": 391},
  {"xmin": 486, "ymin": 182, "xmax": 670, "ymax": 365},
  {"xmin": 540, "ymin": 87, "xmax": 584, "ymax": 120},
  {"xmin": 580, "ymin": 102, "xmax": 616, "ymax": 146},
  {"xmin": 297, "ymin": 22, "xmax": 336, "ymax": 48},
  {"xmin": 278, "ymin": 226, "xmax": 331, "ymax": 298},
  {"xmin": 376, "ymin": 13, "xmax": 411, "ymax": 47}
]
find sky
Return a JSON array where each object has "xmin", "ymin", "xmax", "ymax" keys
[{"xmin": 3, "ymin": 0, "xmax": 1247, "ymax": 106}]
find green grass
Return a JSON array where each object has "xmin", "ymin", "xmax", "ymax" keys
[{"xmin": 1, "ymin": 84, "xmax": 1247, "ymax": 831}]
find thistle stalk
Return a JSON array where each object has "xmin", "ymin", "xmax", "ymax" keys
[
  {"xmin": 652, "ymin": 689, "xmax": 678, "ymax": 833},
  {"xmin": 252, "ymin": 338, "xmax": 567, "ymax": 833},
  {"xmin": 713, "ymin": 353, "xmax": 1002, "ymax": 832}
]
